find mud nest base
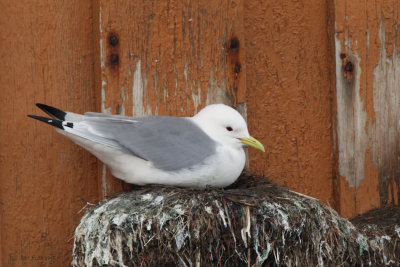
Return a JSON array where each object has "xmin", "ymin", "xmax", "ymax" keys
[{"xmin": 72, "ymin": 176, "xmax": 400, "ymax": 266}]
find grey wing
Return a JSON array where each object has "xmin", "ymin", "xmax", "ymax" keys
[
  {"xmin": 84, "ymin": 112, "xmax": 132, "ymax": 119},
  {"xmin": 74, "ymin": 116, "xmax": 217, "ymax": 171}
]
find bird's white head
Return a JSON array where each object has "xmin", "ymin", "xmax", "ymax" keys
[{"xmin": 192, "ymin": 104, "xmax": 265, "ymax": 152}]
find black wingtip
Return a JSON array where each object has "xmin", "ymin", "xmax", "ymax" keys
[
  {"xmin": 27, "ymin": 115, "xmax": 65, "ymax": 129},
  {"xmin": 36, "ymin": 103, "xmax": 67, "ymax": 120}
]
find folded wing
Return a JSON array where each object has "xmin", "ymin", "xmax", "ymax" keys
[
  {"xmin": 29, "ymin": 104, "xmax": 217, "ymax": 171},
  {"xmin": 80, "ymin": 116, "xmax": 217, "ymax": 171}
]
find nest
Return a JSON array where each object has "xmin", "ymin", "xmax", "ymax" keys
[{"xmin": 72, "ymin": 175, "xmax": 400, "ymax": 266}]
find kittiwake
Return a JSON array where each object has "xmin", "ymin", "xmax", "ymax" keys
[{"xmin": 28, "ymin": 103, "xmax": 264, "ymax": 187}]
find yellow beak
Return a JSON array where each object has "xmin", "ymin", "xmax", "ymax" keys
[{"xmin": 239, "ymin": 136, "xmax": 265, "ymax": 152}]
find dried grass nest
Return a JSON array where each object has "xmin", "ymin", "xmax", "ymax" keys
[{"xmin": 72, "ymin": 175, "xmax": 400, "ymax": 266}]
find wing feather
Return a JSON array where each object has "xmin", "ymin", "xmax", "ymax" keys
[{"xmin": 72, "ymin": 116, "xmax": 217, "ymax": 171}]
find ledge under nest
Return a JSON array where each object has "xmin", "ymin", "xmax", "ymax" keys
[{"xmin": 72, "ymin": 176, "xmax": 400, "ymax": 266}]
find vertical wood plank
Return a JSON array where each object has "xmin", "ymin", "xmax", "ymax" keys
[
  {"xmin": 334, "ymin": 0, "xmax": 400, "ymax": 217},
  {"xmin": 0, "ymin": 1, "xmax": 99, "ymax": 266},
  {"xmin": 244, "ymin": 1, "xmax": 336, "ymax": 204},
  {"xmin": 98, "ymin": 0, "xmax": 246, "ymax": 196}
]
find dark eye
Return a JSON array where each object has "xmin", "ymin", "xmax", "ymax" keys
[{"xmin": 226, "ymin": 126, "xmax": 233, "ymax": 131}]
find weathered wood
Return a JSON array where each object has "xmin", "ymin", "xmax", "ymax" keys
[
  {"xmin": 244, "ymin": 1, "xmax": 336, "ymax": 206},
  {"xmin": 334, "ymin": 0, "xmax": 400, "ymax": 217},
  {"xmin": 0, "ymin": 1, "xmax": 99, "ymax": 266},
  {"xmin": 98, "ymin": 0, "xmax": 246, "ymax": 197}
]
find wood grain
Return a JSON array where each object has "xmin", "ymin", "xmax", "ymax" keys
[
  {"xmin": 0, "ymin": 0, "xmax": 99, "ymax": 266},
  {"xmin": 244, "ymin": 1, "xmax": 336, "ymax": 206}
]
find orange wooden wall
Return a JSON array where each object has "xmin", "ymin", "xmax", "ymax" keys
[
  {"xmin": 245, "ymin": 1, "xmax": 336, "ymax": 206},
  {"xmin": 0, "ymin": 0, "xmax": 399, "ymax": 266},
  {"xmin": 0, "ymin": 1, "xmax": 99, "ymax": 266}
]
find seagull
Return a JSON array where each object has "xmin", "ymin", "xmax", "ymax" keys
[{"xmin": 28, "ymin": 103, "xmax": 264, "ymax": 188}]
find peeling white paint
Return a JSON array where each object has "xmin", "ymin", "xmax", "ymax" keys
[
  {"xmin": 119, "ymin": 85, "xmax": 126, "ymax": 115},
  {"xmin": 205, "ymin": 68, "xmax": 228, "ymax": 106},
  {"xmin": 99, "ymin": 3, "xmax": 110, "ymax": 115},
  {"xmin": 191, "ymin": 84, "xmax": 201, "ymax": 114},
  {"xmin": 335, "ymin": 35, "xmax": 368, "ymax": 187},
  {"xmin": 162, "ymin": 86, "xmax": 169, "ymax": 104},
  {"xmin": 100, "ymin": 78, "xmax": 110, "ymax": 199},
  {"xmin": 173, "ymin": 64, "xmax": 179, "ymax": 112},
  {"xmin": 99, "ymin": 6, "xmax": 112, "ymax": 198},
  {"xmin": 184, "ymin": 59, "xmax": 190, "ymax": 113},
  {"xmin": 132, "ymin": 60, "xmax": 144, "ymax": 116},
  {"xmin": 152, "ymin": 74, "xmax": 158, "ymax": 115},
  {"xmin": 184, "ymin": 60, "xmax": 188, "ymax": 91},
  {"xmin": 101, "ymin": 82, "xmax": 112, "ymax": 115},
  {"xmin": 132, "ymin": 60, "xmax": 152, "ymax": 117},
  {"xmin": 370, "ymin": 18, "xmax": 400, "ymax": 177},
  {"xmin": 335, "ymin": 17, "xmax": 400, "ymax": 192},
  {"xmin": 99, "ymin": 5, "xmax": 105, "ymax": 68}
]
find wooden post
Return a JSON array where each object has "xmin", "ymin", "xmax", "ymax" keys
[{"xmin": 334, "ymin": 0, "xmax": 400, "ymax": 217}]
